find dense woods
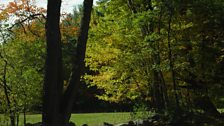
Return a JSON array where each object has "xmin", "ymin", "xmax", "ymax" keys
[
  {"xmin": 0, "ymin": 0, "xmax": 224, "ymax": 126},
  {"xmin": 85, "ymin": 0, "xmax": 224, "ymax": 114}
]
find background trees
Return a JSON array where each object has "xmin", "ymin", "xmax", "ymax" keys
[
  {"xmin": 84, "ymin": 0, "xmax": 224, "ymax": 115},
  {"xmin": 1, "ymin": 0, "xmax": 94, "ymax": 125},
  {"xmin": 0, "ymin": 0, "xmax": 224, "ymax": 125},
  {"xmin": 0, "ymin": 1, "xmax": 45, "ymax": 125}
]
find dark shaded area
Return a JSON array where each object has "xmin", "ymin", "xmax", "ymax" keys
[
  {"xmin": 102, "ymin": 112, "xmax": 224, "ymax": 126},
  {"xmin": 72, "ymin": 83, "xmax": 133, "ymax": 113}
]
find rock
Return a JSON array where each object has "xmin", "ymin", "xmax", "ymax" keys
[
  {"xmin": 134, "ymin": 119, "xmax": 143, "ymax": 125},
  {"xmin": 133, "ymin": 119, "xmax": 153, "ymax": 126},
  {"xmin": 142, "ymin": 120, "xmax": 152, "ymax": 126},
  {"xmin": 25, "ymin": 122, "xmax": 42, "ymax": 126},
  {"xmin": 115, "ymin": 119, "xmax": 153, "ymax": 126},
  {"xmin": 128, "ymin": 121, "xmax": 135, "ymax": 126},
  {"xmin": 115, "ymin": 123, "xmax": 128, "ymax": 126},
  {"xmin": 103, "ymin": 122, "xmax": 114, "ymax": 126},
  {"xmin": 151, "ymin": 114, "xmax": 161, "ymax": 121},
  {"xmin": 25, "ymin": 123, "xmax": 33, "ymax": 126},
  {"xmin": 152, "ymin": 120, "xmax": 163, "ymax": 126},
  {"xmin": 115, "ymin": 121, "xmax": 136, "ymax": 126},
  {"xmin": 67, "ymin": 122, "xmax": 76, "ymax": 126},
  {"xmin": 33, "ymin": 122, "xmax": 42, "ymax": 126}
]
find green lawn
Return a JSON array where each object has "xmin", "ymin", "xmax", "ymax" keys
[
  {"xmin": 70, "ymin": 112, "xmax": 131, "ymax": 126},
  {"xmin": 1, "ymin": 112, "xmax": 131, "ymax": 126}
]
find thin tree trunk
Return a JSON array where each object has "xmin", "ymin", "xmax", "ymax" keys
[
  {"xmin": 157, "ymin": 5, "xmax": 169, "ymax": 110},
  {"xmin": 16, "ymin": 114, "xmax": 19, "ymax": 126},
  {"xmin": 9, "ymin": 115, "xmax": 15, "ymax": 126},
  {"xmin": 1, "ymin": 58, "xmax": 15, "ymax": 126},
  {"xmin": 159, "ymin": 71, "xmax": 169, "ymax": 109},
  {"xmin": 127, "ymin": 0, "xmax": 168, "ymax": 111},
  {"xmin": 167, "ymin": 9, "xmax": 180, "ymax": 110},
  {"xmin": 23, "ymin": 106, "xmax": 26, "ymax": 126},
  {"xmin": 60, "ymin": 0, "xmax": 93, "ymax": 124}
]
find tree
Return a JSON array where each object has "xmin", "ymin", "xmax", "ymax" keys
[
  {"xmin": 1, "ymin": 1, "xmax": 45, "ymax": 126},
  {"xmin": 84, "ymin": 0, "xmax": 224, "ymax": 116},
  {"xmin": 43, "ymin": 0, "xmax": 93, "ymax": 125},
  {"xmin": 0, "ymin": 37, "xmax": 44, "ymax": 126},
  {"xmin": 43, "ymin": 0, "xmax": 63, "ymax": 125},
  {"xmin": 85, "ymin": 0, "xmax": 169, "ymax": 111}
]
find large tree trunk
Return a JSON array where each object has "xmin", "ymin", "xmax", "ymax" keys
[
  {"xmin": 43, "ymin": 0, "xmax": 93, "ymax": 125},
  {"xmin": 43, "ymin": 0, "xmax": 63, "ymax": 125},
  {"xmin": 152, "ymin": 71, "xmax": 165, "ymax": 110}
]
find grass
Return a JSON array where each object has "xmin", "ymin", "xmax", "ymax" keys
[
  {"xmin": 1, "ymin": 110, "xmax": 223, "ymax": 126},
  {"xmin": 70, "ymin": 112, "xmax": 131, "ymax": 126},
  {"xmin": 0, "ymin": 112, "xmax": 131, "ymax": 126}
]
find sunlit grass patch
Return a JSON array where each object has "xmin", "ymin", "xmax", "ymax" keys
[{"xmin": 1, "ymin": 112, "xmax": 131, "ymax": 126}]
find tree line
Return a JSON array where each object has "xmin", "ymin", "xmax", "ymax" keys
[{"xmin": 84, "ymin": 0, "xmax": 224, "ymax": 116}]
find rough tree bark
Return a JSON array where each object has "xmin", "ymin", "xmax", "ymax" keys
[
  {"xmin": 43, "ymin": 0, "xmax": 93, "ymax": 125},
  {"xmin": 43, "ymin": 0, "xmax": 63, "ymax": 125},
  {"xmin": 60, "ymin": 0, "xmax": 93, "ymax": 124}
]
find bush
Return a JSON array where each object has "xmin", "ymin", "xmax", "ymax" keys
[{"xmin": 130, "ymin": 103, "xmax": 154, "ymax": 120}]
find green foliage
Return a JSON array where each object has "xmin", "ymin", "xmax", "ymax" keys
[
  {"xmin": 85, "ymin": 1, "xmax": 154, "ymax": 103},
  {"xmin": 0, "ymin": 19, "xmax": 45, "ymax": 121},
  {"xmin": 130, "ymin": 103, "xmax": 154, "ymax": 120},
  {"xmin": 84, "ymin": 0, "xmax": 224, "ymax": 113},
  {"xmin": 1, "ymin": 0, "xmax": 224, "ymax": 122}
]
